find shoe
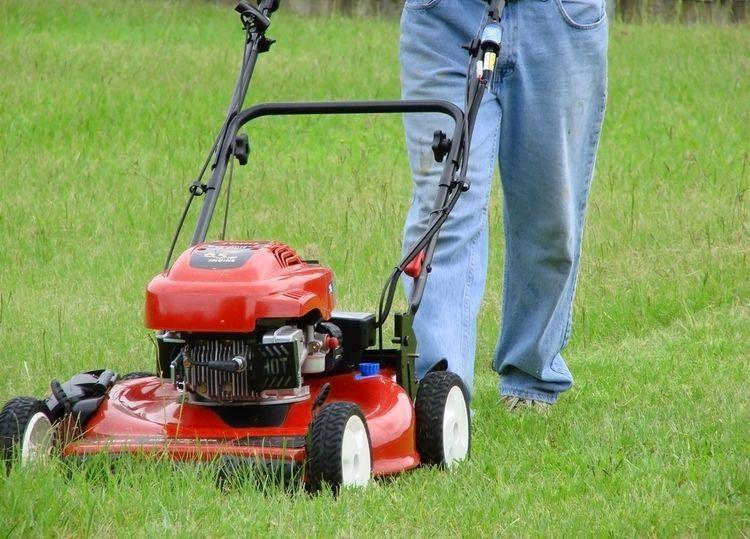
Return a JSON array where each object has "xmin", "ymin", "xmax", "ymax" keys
[{"xmin": 501, "ymin": 395, "xmax": 551, "ymax": 413}]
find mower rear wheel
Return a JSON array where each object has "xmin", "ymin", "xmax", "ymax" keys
[
  {"xmin": 308, "ymin": 401, "xmax": 371, "ymax": 491},
  {"xmin": 0, "ymin": 397, "xmax": 54, "ymax": 465},
  {"xmin": 415, "ymin": 371, "xmax": 471, "ymax": 468}
]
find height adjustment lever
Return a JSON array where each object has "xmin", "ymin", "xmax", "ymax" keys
[{"xmin": 431, "ymin": 130, "xmax": 452, "ymax": 163}]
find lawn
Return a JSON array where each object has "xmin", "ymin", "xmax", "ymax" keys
[{"xmin": 1, "ymin": 0, "xmax": 749, "ymax": 536}]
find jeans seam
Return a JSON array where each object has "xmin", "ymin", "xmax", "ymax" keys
[
  {"xmin": 404, "ymin": 0, "xmax": 443, "ymax": 10},
  {"xmin": 492, "ymin": 1, "xmax": 518, "ymax": 91},
  {"xmin": 494, "ymin": 123, "xmax": 511, "ymax": 374},
  {"xmin": 500, "ymin": 385, "xmax": 558, "ymax": 404},
  {"xmin": 557, "ymin": 94, "xmax": 607, "ymax": 354},
  {"xmin": 553, "ymin": 0, "xmax": 608, "ymax": 29},
  {"xmin": 495, "ymin": 203, "xmax": 512, "ymax": 374},
  {"xmin": 459, "ymin": 110, "xmax": 501, "ymax": 377},
  {"xmin": 460, "ymin": 224, "xmax": 480, "ymax": 375}
]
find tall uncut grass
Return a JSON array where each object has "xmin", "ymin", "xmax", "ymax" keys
[{"xmin": 0, "ymin": 1, "xmax": 748, "ymax": 536}]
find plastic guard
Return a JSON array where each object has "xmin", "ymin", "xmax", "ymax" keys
[{"xmin": 404, "ymin": 250, "xmax": 425, "ymax": 279}]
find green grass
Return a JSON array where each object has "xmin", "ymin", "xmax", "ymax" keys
[{"xmin": 1, "ymin": 1, "xmax": 749, "ymax": 536}]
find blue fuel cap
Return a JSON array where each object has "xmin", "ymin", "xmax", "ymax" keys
[{"xmin": 359, "ymin": 362, "xmax": 380, "ymax": 377}]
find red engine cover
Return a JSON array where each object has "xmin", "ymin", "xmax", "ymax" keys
[{"xmin": 145, "ymin": 241, "xmax": 334, "ymax": 332}]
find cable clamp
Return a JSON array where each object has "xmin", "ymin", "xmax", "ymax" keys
[
  {"xmin": 450, "ymin": 177, "xmax": 471, "ymax": 192},
  {"xmin": 429, "ymin": 205, "xmax": 451, "ymax": 217},
  {"xmin": 189, "ymin": 182, "xmax": 209, "ymax": 196}
]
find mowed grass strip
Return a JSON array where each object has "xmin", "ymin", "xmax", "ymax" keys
[{"xmin": 0, "ymin": 1, "xmax": 749, "ymax": 536}]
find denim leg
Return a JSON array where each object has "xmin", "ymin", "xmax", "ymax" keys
[
  {"xmin": 493, "ymin": 0, "xmax": 608, "ymax": 403},
  {"xmin": 399, "ymin": 0, "xmax": 502, "ymax": 396}
]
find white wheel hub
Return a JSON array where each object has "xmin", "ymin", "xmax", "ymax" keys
[
  {"xmin": 340, "ymin": 414, "xmax": 371, "ymax": 487},
  {"xmin": 442, "ymin": 385, "xmax": 469, "ymax": 467},
  {"xmin": 21, "ymin": 412, "xmax": 54, "ymax": 464}
]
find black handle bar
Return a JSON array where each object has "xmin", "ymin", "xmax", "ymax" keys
[{"xmin": 190, "ymin": 99, "xmax": 465, "ymax": 246}]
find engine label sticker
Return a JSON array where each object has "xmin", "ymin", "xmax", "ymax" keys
[{"xmin": 189, "ymin": 246, "xmax": 254, "ymax": 269}]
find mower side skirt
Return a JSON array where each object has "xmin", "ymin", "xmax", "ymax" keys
[
  {"xmin": 62, "ymin": 371, "xmax": 420, "ymax": 476},
  {"xmin": 63, "ymin": 440, "xmax": 307, "ymax": 464}
]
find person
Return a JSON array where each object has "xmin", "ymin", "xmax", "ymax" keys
[{"xmin": 399, "ymin": 0, "xmax": 608, "ymax": 410}]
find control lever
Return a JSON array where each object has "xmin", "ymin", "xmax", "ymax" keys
[
  {"xmin": 235, "ymin": 1, "xmax": 271, "ymax": 32},
  {"xmin": 431, "ymin": 130, "xmax": 452, "ymax": 163}
]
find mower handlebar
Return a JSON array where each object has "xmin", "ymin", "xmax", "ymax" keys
[
  {"xmin": 190, "ymin": 99, "xmax": 465, "ymax": 247},
  {"xmin": 233, "ymin": 100, "xmax": 464, "ymax": 130}
]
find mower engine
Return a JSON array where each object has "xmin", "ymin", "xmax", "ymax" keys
[
  {"xmin": 144, "ymin": 241, "xmax": 363, "ymax": 405},
  {"xmin": 169, "ymin": 322, "xmax": 342, "ymax": 403}
]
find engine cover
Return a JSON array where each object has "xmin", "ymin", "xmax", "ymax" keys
[{"xmin": 145, "ymin": 242, "xmax": 334, "ymax": 333}]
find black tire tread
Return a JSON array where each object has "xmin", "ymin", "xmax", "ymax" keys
[
  {"xmin": 415, "ymin": 371, "xmax": 470, "ymax": 466},
  {"xmin": 0, "ymin": 397, "xmax": 48, "ymax": 461},
  {"xmin": 307, "ymin": 401, "xmax": 369, "ymax": 492}
]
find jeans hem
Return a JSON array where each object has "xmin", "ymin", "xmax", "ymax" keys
[{"xmin": 500, "ymin": 385, "xmax": 558, "ymax": 404}]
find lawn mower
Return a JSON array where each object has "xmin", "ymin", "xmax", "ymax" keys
[{"xmin": 0, "ymin": 0, "xmax": 507, "ymax": 490}]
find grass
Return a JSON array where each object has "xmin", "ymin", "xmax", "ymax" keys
[{"xmin": 1, "ymin": 0, "xmax": 749, "ymax": 536}]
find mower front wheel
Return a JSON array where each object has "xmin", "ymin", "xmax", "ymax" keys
[
  {"xmin": 307, "ymin": 401, "xmax": 372, "ymax": 492},
  {"xmin": 415, "ymin": 371, "xmax": 471, "ymax": 468},
  {"xmin": 0, "ymin": 397, "xmax": 55, "ymax": 466}
]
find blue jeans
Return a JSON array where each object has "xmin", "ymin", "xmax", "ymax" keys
[{"xmin": 400, "ymin": 0, "xmax": 608, "ymax": 403}]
